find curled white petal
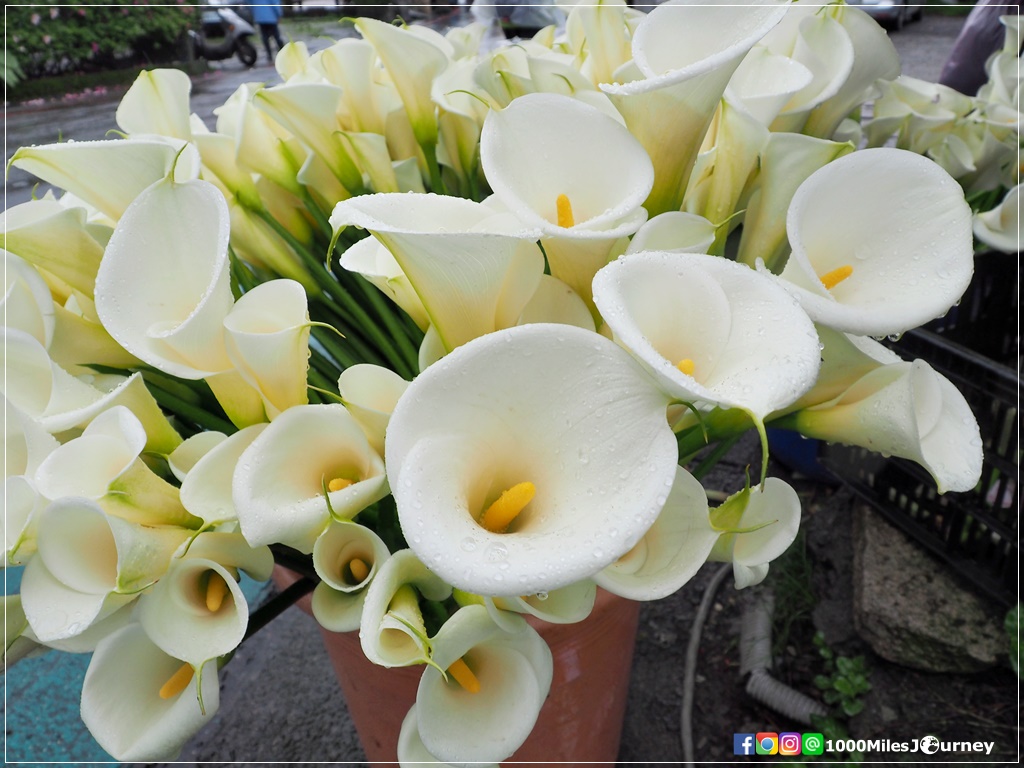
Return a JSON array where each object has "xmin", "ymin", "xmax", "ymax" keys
[
  {"xmin": 233, "ymin": 404, "xmax": 387, "ymax": 552},
  {"xmin": 386, "ymin": 324, "xmax": 677, "ymax": 597},
  {"xmin": 771, "ymin": 148, "xmax": 974, "ymax": 337},
  {"xmin": 81, "ymin": 623, "xmax": 220, "ymax": 761},
  {"xmin": 593, "ymin": 251, "xmax": 821, "ymax": 420}
]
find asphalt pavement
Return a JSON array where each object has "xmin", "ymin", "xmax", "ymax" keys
[{"xmin": 2, "ymin": 11, "xmax": 965, "ymax": 765}]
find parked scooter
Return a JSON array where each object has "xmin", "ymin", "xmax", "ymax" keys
[{"xmin": 188, "ymin": 6, "xmax": 258, "ymax": 67}]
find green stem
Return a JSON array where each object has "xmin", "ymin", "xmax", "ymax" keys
[
  {"xmin": 688, "ymin": 434, "xmax": 744, "ymax": 481},
  {"xmin": 147, "ymin": 384, "xmax": 237, "ymax": 435},
  {"xmin": 350, "ymin": 275, "xmax": 419, "ymax": 378}
]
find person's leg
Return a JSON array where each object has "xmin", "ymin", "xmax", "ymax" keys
[
  {"xmin": 271, "ymin": 22, "xmax": 285, "ymax": 52},
  {"xmin": 258, "ymin": 23, "xmax": 274, "ymax": 62}
]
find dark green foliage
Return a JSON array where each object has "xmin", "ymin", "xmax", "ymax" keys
[{"xmin": 7, "ymin": 1, "xmax": 194, "ymax": 80}]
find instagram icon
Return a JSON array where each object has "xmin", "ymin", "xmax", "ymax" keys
[{"xmin": 779, "ymin": 733, "xmax": 801, "ymax": 756}]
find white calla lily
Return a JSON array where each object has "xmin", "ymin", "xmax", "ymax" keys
[
  {"xmin": 81, "ymin": 623, "xmax": 220, "ymax": 762},
  {"xmin": 708, "ymin": 477, "xmax": 801, "ymax": 589},
  {"xmin": 736, "ymin": 132, "xmax": 854, "ymax": 270},
  {"xmin": 223, "ymin": 279, "xmax": 311, "ymax": 419},
  {"xmin": 354, "ymin": 17, "xmax": 450, "ymax": 152},
  {"xmin": 768, "ymin": 148, "xmax": 974, "ymax": 337},
  {"xmin": 729, "ymin": 45, "xmax": 814, "ymax": 127},
  {"xmin": 485, "ymin": 579, "xmax": 597, "ymax": 630},
  {"xmin": 359, "ymin": 549, "xmax": 452, "ymax": 668},
  {"xmin": 515, "ymin": 274, "xmax": 596, "ymax": 333},
  {"xmin": 95, "ymin": 175, "xmax": 234, "ymax": 379},
  {"xmin": 3, "ymin": 251, "xmax": 55, "ymax": 346},
  {"xmin": 233, "ymin": 404, "xmax": 387, "ymax": 552},
  {"xmin": 593, "ymin": 251, "xmax": 821, "ymax": 424},
  {"xmin": 115, "ymin": 68, "xmax": 193, "ymax": 140},
  {"xmin": 179, "ymin": 531, "xmax": 274, "ymax": 582},
  {"xmin": 398, "ymin": 706, "xmax": 498, "ymax": 768},
  {"xmin": 179, "ymin": 424, "xmax": 267, "ymax": 525},
  {"xmin": 595, "ymin": 467, "xmax": 718, "ymax": 600},
  {"xmin": 337, "ymin": 363, "xmax": 409, "ymax": 455},
  {"xmin": 1, "ymin": 329, "xmax": 181, "ymax": 454},
  {"xmin": 385, "ymin": 324, "xmax": 678, "ymax": 597},
  {"xmin": 9, "ymin": 139, "xmax": 199, "ymax": 222},
  {"xmin": 973, "ymin": 184, "xmax": 1020, "ymax": 253},
  {"xmin": 311, "ymin": 520, "xmax": 391, "ymax": 632},
  {"xmin": 479, "ymin": 92, "xmax": 653, "ymax": 306},
  {"xmin": 31, "ymin": 405, "xmax": 192, "ymax": 527},
  {"xmin": 137, "ymin": 556, "xmax": 247, "ymax": 668},
  {"xmin": 36, "ymin": 497, "xmax": 189, "ymax": 597},
  {"xmin": 2, "ymin": 199, "xmax": 106, "ymax": 296},
  {"xmin": 626, "ymin": 212, "xmax": 717, "ymax": 256},
  {"xmin": 33, "ymin": 405, "xmax": 145, "ymax": 501},
  {"xmin": 414, "ymin": 605, "xmax": 553, "ymax": 767},
  {"xmin": 167, "ymin": 431, "xmax": 228, "ymax": 482},
  {"xmin": 4, "ymin": 476, "xmax": 45, "ymax": 565},
  {"xmin": 600, "ymin": 0, "xmax": 788, "ymax": 214},
  {"xmin": 783, "ymin": 359, "xmax": 983, "ymax": 494},
  {"xmin": 331, "ymin": 193, "xmax": 544, "ymax": 353},
  {"xmin": 19, "ymin": 553, "xmax": 133, "ymax": 643},
  {"xmin": 338, "ymin": 236, "xmax": 431, "ymax": 331},
  {"xmin": 255, "ymin": 82, "xmax": 364, "ymax": 196}
]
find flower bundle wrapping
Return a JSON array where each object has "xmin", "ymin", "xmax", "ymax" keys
[{"xmin": 4, "ymin": 0, "xmax": 1014, "ymax": 763}]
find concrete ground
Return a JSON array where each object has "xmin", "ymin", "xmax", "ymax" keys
[{"xmin": 2, "ymin": 11, "xmax": 970, "ymax": 766}]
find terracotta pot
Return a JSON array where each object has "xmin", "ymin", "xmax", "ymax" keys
[{"xmin": 273, "ymin": 567, "xmax": 639, "ymax": 766}]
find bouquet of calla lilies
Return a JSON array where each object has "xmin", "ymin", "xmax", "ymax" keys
[{"xmin": 4, "ymin": 0, "xmax": 1011, "ymax": 763}]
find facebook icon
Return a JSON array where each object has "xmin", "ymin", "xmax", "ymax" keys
[{"xmin": 734, "ymin": 734, "xmax": 756, "ymax": 755}]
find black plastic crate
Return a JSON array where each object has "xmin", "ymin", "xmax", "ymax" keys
[
  {"xmin": 821, "ymin": 327, "xmax": 1020, "ymax": 606},
  {"xmin": 922, "ymin": 252, "xmax": 1019, "ymax": 369}
]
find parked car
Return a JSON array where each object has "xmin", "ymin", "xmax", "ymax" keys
[{"xmin": 846, "ymin": 0, "xmax": 923, "ymax": 31}]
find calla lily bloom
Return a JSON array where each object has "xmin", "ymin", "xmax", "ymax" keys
[
  {"xmin": 728, "ymin": 45, "xmax": 813, "ymax": 127},
  {"xmin": 354, "ymin": 17, "xmax": 450, "ymax": 155},
  {"xmin": 736, "ymin": 132, "xmax": 854, "ymax": 271},
  {"xmin": 3, "ymin": 251, "xmax": 55, "ymax": 348},
  {"xmin": 2, "ymin": 199, "xmax": 106, "ymax": 297},
  {"xmin": 311, "ymin": 520, "xmax": 391, "ymax": 632},
  {"xmin": 413, "ymin": 605, "xmax": 553, "ymax": 766},
  {"xmin": 337, "ymin": 364, "xmax": 409, "ymax": 455},
  {"xmin": 32, "ymin": 406, "xmax": 193, "ymax": 527},
  {"xmin": 331, "ymin": 193, "xmax": 545, "ymax": 353},
  {"xmin": 359, "ymin": 549, "xmax": 452, "ymax": 668},
  {"xmin": 20, "ymin": 497, "xmax": 188, "ymax": 643},
  {"xmin": 766, "ymin": 148, "xmax": 974, "ymax": 337},
  {"xmin": 179, "ymin": 425, "xmax": 267, "ymax": 525},
  {"xmin": 398, "ymin": 706, "xmax": 497, "ymax": 768},
  {"xmin": 95, "ymin": 175, "xmax": 234, "ymax": 380},
  {"xmin": 167, "ymin": 431, "xmax": 228, "ymax": 482},
  {"xmin": 254, "ymin": 82, "xmax": 364, "ymax": 196},
  {"xmin": 115, "ymin": 68, "xmax": 193, "ymax": 141},
  {"xmin": 781, "ymin": 359, "xmax": 983, "ymax": 494},
  {"xmin": 233, "ymin": 403, "xmax": 387, "ymax": 553},
  {"xmin": 1, "ymin": 329, "xmax": 180, "ymax": 454},
  {"xmin": 223, "ymin": 279, "xmax": 311, "ymax": 420},
  {"xmin": 593, "ymin": 251, "xmax": 821, "ymax": 425},
  {"xmin": 9, "ymin": 138, "xmax": 200, "ymax": 223},
  {"xmin": 3, "ymin": 402, "xmax": 58, "ymax": 564},
  {"xmin": 707, "ymin": 477, "xmax": 801, "ymax": 589},
  {"xmin": 137, "ymin": 555, "xmax": 248, "ymax": 669},
  {"xmin": 599, "ymin": 0, "xmax": 788, "ymax": 215},
  {"xmin": 80, "ymin": 623, "xmax": 220, "ymax": 761},
  {"xmin": 479, "ymin": 92, "xmax": 653, "ymax": 306},
  {"xmin": 626, "ymin": 212, "xmax": 717, "ymax": 255},
  {"xmin": 484, "ymin": 579, "xmax": 597, "ymax": 631},
  {"xmin": 973, "ymin": 184, "xmax": 1020, "ymax": 253},
  {"xmin": 338, "ymin": 236, "xmax": 431, "ymax": 332},
  {"xmin": 595, "ymin": 467, "xmax": 719, "ymax": 601},
  {"xmin": 385, "ymin": 324, "xmax": 678, "ymax": 597}
]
